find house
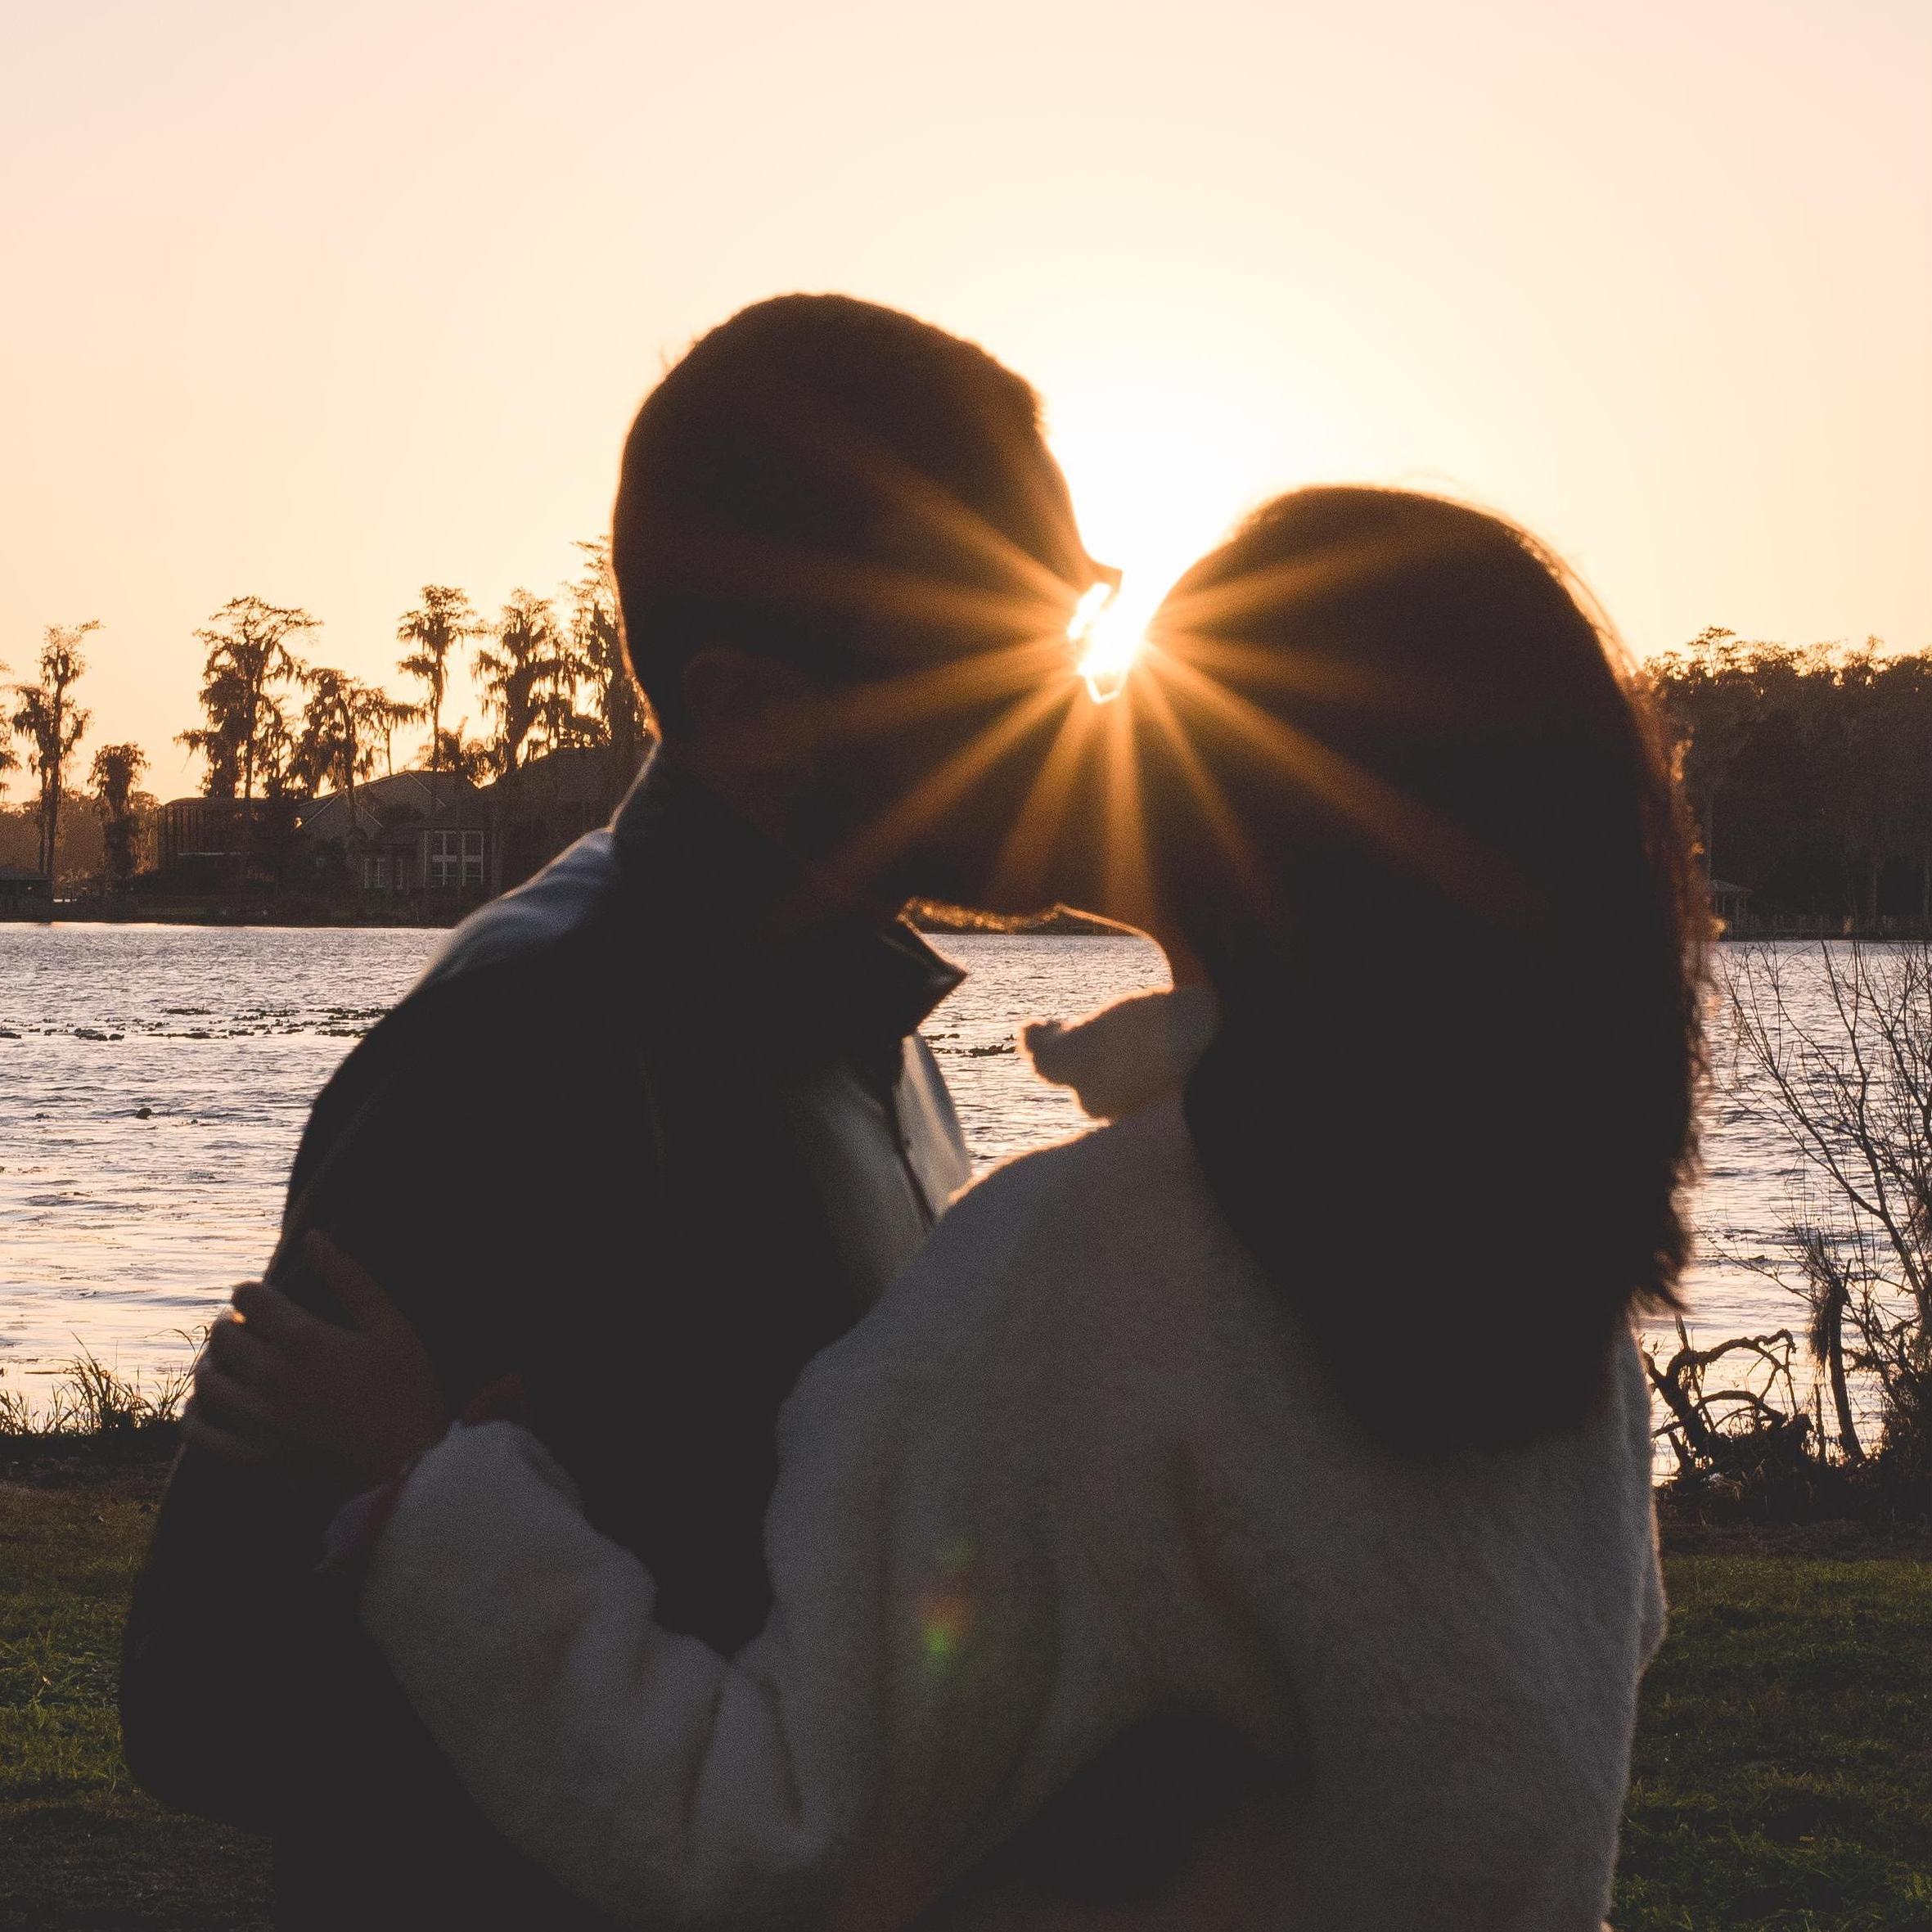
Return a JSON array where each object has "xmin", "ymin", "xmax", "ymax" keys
[
  {"xmin": 484, "ymin": 745, "xmax": 641, "ymax": 894},
  {"xmin": 299, "ymin": 770, "xmax": 490, "ymax": 895},
  {"xmin": 0, "ymin": 867, "xmax": 52, "ymax": 919},
  {"xmin": 1709, "ymin": 877, "xmax": 1752, "ymax": 930},
  {"xmin": 154, "ymin": 795, "xmax": 302, "ymax": 878}
]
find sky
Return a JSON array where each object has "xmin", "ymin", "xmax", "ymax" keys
[{"xmin": 3, "ymin": 0, "xmax": 1927, "ymax": 801}]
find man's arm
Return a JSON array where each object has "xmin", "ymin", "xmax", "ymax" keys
[{"xmin": 120, "ymin": 986, "xmax": 597, "ymax": 1827}]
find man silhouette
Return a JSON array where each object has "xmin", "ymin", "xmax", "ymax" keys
[{"xmin": 123, "ymin": 295, "xmax": 1106, "ymax": 1930}]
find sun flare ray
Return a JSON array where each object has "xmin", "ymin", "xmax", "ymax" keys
[
  {"xmin": 820, "ymin": 678, "xmax": 1075, "ymax": 895},
  {"xmin": 1130, "ymin": 666, "xmax": 1271, "ymax": 911},
  {"xmin": 793, "ymin": 403, "xmax": 1087, "ymax": 609},
  {"xmin": 1150, "ymin": 646, "xmax": 1545, "ymax": 931},
  {"xmin": 806, "ymin": 633, "xmax": 1078, "ymax": 747},
  {"xmin": 984, "ymin": 691, "xmax": 1104, "ymax": 912},
  {"xmin": 1096, "ymin": 687, "xmax": 1156, "ymax": 934}
]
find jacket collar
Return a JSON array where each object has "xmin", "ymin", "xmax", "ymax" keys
[
  {"xmin": 1021, "ymin": 985, "xmax": 1220, "ymax": 1121},
  {"xmin": 610, "ymin": 752, "xmax": 963, "ymax": 1044}
]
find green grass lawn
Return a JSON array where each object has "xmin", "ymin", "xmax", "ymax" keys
[
  {"xmin": 3, "ymin": 1461, "xmax": 1929, "ymax": 1931},
  {"xmin": 0, "ymin": 1464, "xmax": 269, "ymax": 1931},
  {"xmin": 1618, "ymin": 1547, "xmax": 1932, "ymax": 1930}
]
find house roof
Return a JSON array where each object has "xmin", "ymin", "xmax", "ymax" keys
[
  {"xmin": 484, "ymin": 744, "xmax": 631, "ymax": 811},
  {"xmin": 158, "ymin": 795, "xmax": 298, "ymax": 813},
  {"xmin": 0, "ymin": 867, "xmax": 51, "ymax": 884},
  {"xmin": 302, "ymin": 769, "xmax": 485, "ymax": 841}
]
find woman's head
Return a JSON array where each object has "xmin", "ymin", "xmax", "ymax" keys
[{"xmin": 1137, "ymin": 487, "xmax": 1703, "ymax": 1451}]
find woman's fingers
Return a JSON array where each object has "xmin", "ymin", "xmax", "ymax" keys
[
  {"xmin": 192, "ymin": 1357, "xmax": 278, "ymax": 1430},
  {"xmin": 303, "ymin": 1231, "xmax": 403, "ymax": 1336},
  {"xmin": 205, "ymin": 1308, "xmax": 283, "ymax": 1389},
  {"xmin": 180, "ymin": 1398, "xmax": 266, "ymax": 1466},
  {"xmin": 232, "ymin": 1277, "xmax": 327, "ymax": 1352}
]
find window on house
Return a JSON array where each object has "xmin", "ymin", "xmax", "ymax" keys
[
  {"xmin": 363, "ymin": 852, "xmax": 391, "ymax": 890},
  {"xmin": 430, "ymin": 829, "xmax": 485, "ymax": 889}
]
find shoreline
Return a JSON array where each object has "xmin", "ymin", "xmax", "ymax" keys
[
  {"xmin": 7, "ymin": 1429, "xmax": 1926, "ymax": 1557},
  {"xmin": 13, "ymin": 903, "xmax": 1932, "ymax": 943},
  {"xmin": 3, "ymin": 901, "xmax": 1147, "ymax": 938}
]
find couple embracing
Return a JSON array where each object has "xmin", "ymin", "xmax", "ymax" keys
[{"xmin": 123, "ymin": 295, "xmax": 1699, "ymax": 1932}]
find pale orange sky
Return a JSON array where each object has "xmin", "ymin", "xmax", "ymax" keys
[{"xmin": 3, "ymin": 0, "xmax": 1927, "ymax": 801}]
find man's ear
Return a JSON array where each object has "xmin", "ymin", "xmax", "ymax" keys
[{"xmin": 681, "ymin": 646, "xmax": 817, "ymax": 769}]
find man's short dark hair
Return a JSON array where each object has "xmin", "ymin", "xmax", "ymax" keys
[{"xmin": 611, "ymin": 295, "xmax": 1074, "ymax": 736}]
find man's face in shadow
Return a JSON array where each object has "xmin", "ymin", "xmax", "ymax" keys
[{"xmin": 790, "ymin": 450, "xmax": 1119, "ymax": 918}]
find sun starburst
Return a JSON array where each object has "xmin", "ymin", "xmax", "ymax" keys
[{"xmin": 1067, "ymin": 582, "xmax": 1143, "ymax": 703}]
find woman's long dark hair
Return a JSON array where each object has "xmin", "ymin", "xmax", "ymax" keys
[{"xmin": 1146, "ymin": 488, "xmax": 1704, "ymax": 1452}]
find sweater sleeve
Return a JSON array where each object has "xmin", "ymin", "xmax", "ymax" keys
[{"xmin": 354, "ymin": 1162, "xmax": 1187, "ymax": 1930}]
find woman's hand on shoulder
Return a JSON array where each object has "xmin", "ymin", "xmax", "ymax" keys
[{"xmin": 182, "ymin": 1232, "xmax": 451, "ymax": 1507}]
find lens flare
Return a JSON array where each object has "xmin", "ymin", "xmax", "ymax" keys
[
  {"xmin": 1068, "ymin": 583, "xmax": 1142, "ymax": 703},
  {"xmin": 916, "ymin": 1536, "xmax": 979, "ymax": 1678}
]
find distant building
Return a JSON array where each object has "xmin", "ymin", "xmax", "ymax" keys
[
  {"xmin": 485, "ymin": 745, "xmax": 639, "ymax": 894},
  {"xmin": 299, "ymin": 769, "xmax": 490, "ymax": 895},
  {"xmin": 0, "ymin": 867, "xmax": 52, "ymax": 919},
  {"xmin": 1709, "ymin": 877, "xmax": 1752, "ymax": 930},
  {"xmin": 150, "ymin": 751, "xmax": 646, "ymax": 907},
  {"xmin": 154, "ymin": 796, "xmax": 301, "ymax": 876}
]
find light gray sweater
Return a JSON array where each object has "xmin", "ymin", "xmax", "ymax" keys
[{"xmin": 354, "ymin": 989, "xmax": 1665, "ymax": 1930}]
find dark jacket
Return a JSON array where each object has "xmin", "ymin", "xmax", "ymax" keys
[{"xmin": 120, "ymin": 758, "xmax": 971, "ymax": 1930}]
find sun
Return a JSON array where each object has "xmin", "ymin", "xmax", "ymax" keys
[
  {"xmin": 1067, "ymin": 582, "xmax": 1143, "ymax": 702},
  {"xmin": 1043, "ymin": 353, "xmax": 1293, "ymax": 707}
]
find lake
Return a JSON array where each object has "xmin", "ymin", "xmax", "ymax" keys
[{"xmin": 0, "ymin": 922, "xmax": 1851, "ymax": 1418}]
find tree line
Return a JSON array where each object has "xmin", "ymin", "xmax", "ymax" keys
[
  {"xmin": 1646, "ymin": 628, "xmax": 1932, "ymax": 923},
  {"xmin": 12, "ymin": 604, "xmax": 1925, "ymax": 912},
  {"xmin": 4, "ymin": 540, "xmax": 650, "ymax": 894},
  {"xmin": 2, "ymin": 620, "xmax": 150, "ymax": 894}
]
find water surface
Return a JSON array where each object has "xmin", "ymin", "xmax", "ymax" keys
[{"xmin": 0, "ymin": 925, "xmax": 1854, "ymax": 1414}]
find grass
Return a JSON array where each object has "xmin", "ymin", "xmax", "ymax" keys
[
  {"xmin": 0, "ymin": 1346, "xmax": 193, "ymax": 1443},
  {"xmin": 1615, "ymin": 1547, "xmax": 1932, "ymax": 1931},
  {"xmin": 0, "ymin": 1457, "xmax": 270, "ymax": 1931},
  {"xmin": 2, "ymin": 1452, "xmax": 1927, "ymax": 1931}
]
